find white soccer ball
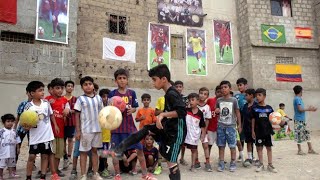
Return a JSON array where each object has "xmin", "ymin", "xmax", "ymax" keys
[{"xmin": 99, "ymin": 106, "xmax": 123, "ymax": 130}]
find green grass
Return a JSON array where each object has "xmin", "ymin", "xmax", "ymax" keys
[
  {"xmin": 37, "ymin": 19, "xmax": 67, "ymax": 43},
  {"xmin": 214, "ymin": 43, "xmax": 234, "ymax": 64},
  {"xmin": 187, "ymin": 55, "xmax": 207, "ymax": 76},
  {"xmin": 149, "ymin": 49, "xmax": 170, "ymax": 69}
]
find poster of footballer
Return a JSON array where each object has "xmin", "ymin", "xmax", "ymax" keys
[
  {"xmin": 213, "ymin": 20, "xmax": 234, "ymax": 65},
  {"xmin": 148, "ymin": 23, "xmax": 170, "ymax": 70},
  {"xmin": 36, "ymin": 0, "xmax": 69, "ymax": 44},
  {"xmin": 157, "ymin": 0, "xmax": 204, "ymax": 27},
  {"xmin": 186, "ymin": 28, "xmax": 207, "ymax": 76}
]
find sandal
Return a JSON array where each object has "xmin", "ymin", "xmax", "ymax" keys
[
  {"xmin": 142, "ymin": 173, "xmax": 157, "ymax": 180},
  {"xmin": 297, "ymin": 151, "xmax": 306, "ymax": 155},
  {"xmin": 308, "ymin": 150, "xmax": 319, "ymax": 155}
]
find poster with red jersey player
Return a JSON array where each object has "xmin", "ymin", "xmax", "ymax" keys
[
  {"xmin": 36, "ymin": 0, "xmax": 69, "ymax": 44},
  {"xmin": 148, "ymin": 23, "xmax": 171, "ymax": 70},
  {"xmin": 213, "ymin": 20, "xmax": 234, "ymax": 65}
]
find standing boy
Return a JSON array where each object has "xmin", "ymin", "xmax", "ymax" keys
[{"xmin": 215, "ymin": 81, "xmax": 241, "ymax": 172}]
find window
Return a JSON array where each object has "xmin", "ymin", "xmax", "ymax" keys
[
  {"xmin": 171, "ymin": 35, "xmax": 184, "ymax": 60},
  {"xmin": 276, "ymin": 56, "xmax": 295, "ymax": 64},
  {"xmin": 271, "ymin": 0, "xmax": 292, "ymax": 17},
  {"xmin": 109, "ymin": 15, "xmax": 127, "ymax": 34},
  {"xmin": 0, "ymin": 31, "xmax": 35, "ymax": 44}
]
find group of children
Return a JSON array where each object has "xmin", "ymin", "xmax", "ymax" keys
[{"xmin": 0, "ymin": 64, "xmax": 318, "ymax": 180}]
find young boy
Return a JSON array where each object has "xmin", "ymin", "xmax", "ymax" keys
[
  {"xmin": 185, "ymin": 93, "xmax": 206, "ymax": 172},
  {"xmin": 45, "ymin": 78, "xmax": 70, "ymax": 177},
  {"xmin": 108, "ymin": 69, "xmax": 154, "ymax": 180},
  {"xmin": 74, "ymin": 76, "xmax": 103, "ymax": 180},
  {"xmin": 242, "ymin": 89, "xmax": 257, "ymax": 167},
  {"xmin": 136, "ymin": 93, "xmax": 157, "ymax": 130},
  {"xmin": 215, "ymin": 81, "xmax": 241, "ymax": 172},
  {"xmin": 143, "ymin": 135, "xmax": 159, "ymax": 173},
  {"xmin": 196, "ymin": 87, "xmax": 212, "ymax": 171},
  {"xmin": 251, "ymin": 88, "xmax": 277, "ymax": 173},
  {"xmin": 63, "ymin": 80, "xmax": 77, "ymax": 169},
  {"xmin": 275, "ymin": 103, "xmax": 293, "ymax": 140},
  {"xmin": 112, "ymin": 64, "xmax": 186, "ymax": 180},
  {"xmin": 24, "ymin": 81, "xmax": 60, "ymax": 180},
  {"xmin": 293, "ymin": 85, "xmax": 318, "ymax": 155}
]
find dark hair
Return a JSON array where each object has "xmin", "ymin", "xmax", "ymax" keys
[
  {"xmin": 215, "ymin": 85, "xmax": 221, "ymax": 91},
  {"xmin": 293, "ymin": 85, "xmax": 303, "ymax": 95},
  {"xmin": 114, "ymin": 68, "xmax": 129, "ymax": 79},
  {"xmin": 65, "ymin": 80, "xmax": 75, "ymax": 87},
  {"xmin": 255, "ymin": 88, "xmax": 266, "ymax": 96},
  {"xmin": 148, "ymin": 64, "xmax": 171, "ymax": 82},
  {"xmin": 279, "ymin": 103, "xmax": 285, "ymax": 107},
  {"xmin": 99, "ymin": 89, "xmax": 110, "ymax": 97},
  {"xmin": 50, "ymin": 78, "xmax": 65, "ymax": 87},
  {"xmin": 199, "ymin": 87, "xmax": 209, "ymax": 94},
  {"xmin": 80, "ymin": 76, "xmax": 94, "ymax": 87},
  {"xmin": 26, "ymin": 81, "xmax": 45, "ymax": 93},
  {"xmin": 170, "ymin": 81, "xmax": 175, "ymax": 86},
  {"xmin": 230, "ymin": 91, "xmax": 234, "ymax": 96},
  {"xmin": 47, "ymin": 83, "xmax": 52, "ymax": 90},
  {"xmin": 236, "ymin": 78, "xmax": 248, "ymax": 85},
  {"xmin": 1, "ymin": 114, "xmax": 15, "ymax": 124},
  {"xmin": 94, "ymin": 83, "xmax": 99, "ymax": 91},
  {"xmin": 141, "ymin": 93, "xmax": 151, "ymax": 100},
  {"xmin": 174, "ymin": 80, "xmax": 183, "ymax": 86},
  {"xmin": 245, "ymin": 88, "xmax": 255, "ymax": 95},
  {"xmin": 188, "ymin": 93, "xmax": 199, "ymax": 100},
  {"xmin": 220, "ymin": 80, "xmax": 231, "ymax": 88}
]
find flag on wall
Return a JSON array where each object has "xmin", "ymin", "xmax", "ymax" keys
[
  {"xmin": 0, "ymin": 0, "xmax": 17, "ymax": 24},
  {"xmin": 103, "ymin": 38, "xmax": 136, "ymax": 63},
  {"xmin": 261, "ymin": 24, "xmax": 286, "ymax": 43},
  {"xmin": 295, "ymin": 27, "xmax": 312, "ymax": 39},
  {"xmin": 275, "ymin": 64, "xmax": 302, "ymax": 82}
]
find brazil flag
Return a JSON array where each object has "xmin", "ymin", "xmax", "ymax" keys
[{"xmin": 261, "ymin": 24, "xmax": 286, "ymax": 43}]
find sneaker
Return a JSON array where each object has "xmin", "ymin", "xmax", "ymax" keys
[
  {"xmin": 142, "ymin": 173, "xmax": 157, "ymax": 180},
  {"xmin": 194, "ymin": 162, "xmax": 201, "ymax": 169},
  {"xmin": 205, "ymin": 163, "xmax": 213, "ymax": 172},
  {"xmin": 69, "ymin": 170, "xmax": 77, "ymax": 180},
  {"xmin": 243, "ymin": 159, "xmax": 253, "ymax": 167},
  {"xmin": 255, "ymin": 163, "xmax": 264, "ymax": 172},
  {"xmin": 100, "ymin": 169, "xmax": 111, "ymax": 178},
  {"xmin": 79, "ymin": 175, "xmax": 87, "ymax": 180},
  {"xmin": 114, "ymin": 174, "xmax": 122, "ymax": 180},
  {"xmin": 93, "ymin": 172, "xmax": 103, "ymax": 180},
  {"xmin": 63, "ymin": 159, "xmax": 69, "ymax": 170},
  {"xmin": 253, "ymin": 159, "xmax": 260, "ymax": 166},
  {"xmin": 179, "ymin": 159, "xmax": 188, "ymax": 166},
  {"xmin": 217, "ymin": 161, "xmax": 225, "ymax": 172},
  {"xmin": 35, "ymin": 171, "xmax": 42, "ymax": 178},
  {"xmin": 237, "ymin": 155, "xmax": 243, "ymax": 162},
  {"xmin": 57, "ymin": 170, "xmax": 65, "ymax": 177},
  {"xmin": 9, "ymin": 172, "xmax": 20, "ymax": 178},
  {"xmin": 189, "ymin": 165, "xmax": 196, "ymax": 172},
  {"xmin": 153, "ymin": 166, "xmax": 162, "ymax": 175},
  {"xmin": 130, "ymin": 170, "xmax": 138, "ymax": 175},
  {"xmin": 267, "ymin": 164, "xmax": 278, "ymax": 173},
  {"xmin": 308, "ymin": 149, "xmax": 319, "ymax": 155},
  {"xmin": 229, "ymin": 161, "xmax": 237, "ymax": 172},
  {"xmin": 87, "ymin": 169, "xmax": 94, "ymax": 178},
  {"xmin": 51, "ymin": 173, "xmax": 61, "ymax": 180}
]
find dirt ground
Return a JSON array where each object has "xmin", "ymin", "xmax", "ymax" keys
[{"xmin": 10, "ymin": 131, "xmax": 320, "ymax": 180}]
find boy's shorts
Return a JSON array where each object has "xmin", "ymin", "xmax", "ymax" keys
[
  {"xmin": 207, "ymin": 131, "xmax": 217, "ymax": 145},
  {"xmin": 79, "ymin": 132, "xmax": 102, "ymax": 152},
  {"xmin": 184, "ymin": 143, "xmax": 197, "ymax": 150},
  {"xmin": 29, "ymin": 141, "xmax": 53, "ymax": 155},
  {"xmin": 255, "ymin": 135, "xmax": 273, "ymax": 147},
  {"xmin": 0, "ymin": 158, "xmax": 16, "ymax": 168},
  {"xmin": 111, "ymin": 133, "xmax": 143, "ymax": 150},
  {"xmin": 217, "ymin": 126, "xmax": 237, "ymax": 148},
  {"xmin": 64, "ymin": 126, "xmax": 75, "ymax": 139},
  {"xmin": 294, "ymin": 120, "xmax": 311, "ymax": 144},
  {"xmin": 52, "ymin": 138, "xmax": 65, "ymax": 158}
]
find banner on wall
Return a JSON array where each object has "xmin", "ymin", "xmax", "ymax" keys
[
  {"xmin": 295, "ymin": 27, "xmax": 312, "ymax": 39},
  {"xmin": 36, "ymin": 0, "xmax": 69, "ymax": 44},
  {"xmin": 103, "ymin": 38, "xmax": 136, "ymax": 63},
  {"xmin": 186, "ymin": 28, "xmax": 207, "ymax": 76},
  {"xmin": 147, "ymin": 23, "xmax": 170, "ymax": 70},
  {"xmin": 0, "ymin": 0, "xmax": 17, "ymax": 24},
  {"xmin": 261, "ymin": 24, "xmax": 286, "ymax": 43},
  {"xmin": 157, "ymin": 0, "xmax": 204, "ymax": 27},
  {"xmin": 213, "ymin": 20, "xmax": 234, "ymax": 65},
  {"xmin": 275, "ymin": 64, "xmax": 302, "ymax": 82}
]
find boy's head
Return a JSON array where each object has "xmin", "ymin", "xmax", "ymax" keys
[
  {"xmin": 1, "ymin": 114, "xmax": 15, "ymax": 129},
  {"xmin": 188, "ymin": 93, "xmax": 199, "ymax": 108},
  {"xmin": 145, "ymin": 135, "xmax": 154, "ymax": 147},
  {"xmin": 215, "ymin": 85, "xmax": 222, "ymax": 98},
  {"xmin": 293, "ymin": 85, "xmax": 303, "ymax": 96},
  {"xmin": 114, "ymin": 68, "xmax": 129, "ymax": 89},
  {"xmin": 279, "ymin": 103, "xmax": 285, "ymax": 110},
  {"xmin": 65, "ymin": 80, "xmax": 75, "ymax": 94},
  {"xmin": 255, "ymin": 88, "xmax": 266, "ymax": 103},
  {"xmin": 80, "ymin": 76, "xmax": 94, "ymax": 94},
  {"xmin": 141, "ymin": 93, "xmax": 151, "ymax": 108},
  {"xmin": 47, "ymin": 83, "xmax": 53, "ymax": 95},
  {"xmin": 199, "ymin": 87, "xmax": 209, "ymax": 101},
  {"xmin": 236, "ymin": 78, "xmax": 248, "ymax": 93},
  {"xmin": 94, "ymin": 83, "xmax": 99, "ymax": 94},
  {"xmin": 220, "ymin": 80, "xmax": 231, "ymax": 96},
  {"xmin": 50, "ymin": 78, "xmax": 65, "ymax": 97},
  {"xmin": 26, "ymin": 81, "xmax": 45, "ymax": 100},
  {"xmin": 174, "ymin": 80, "xmax": 184, "ymax": 94},
  {"xmin": 99, "ymin": 89, "xmax": 111, "ymax": 106},
  {"xmin": 149, "ymin": 64, "xmax": 171, "ymax": 90},
  {"xmin": 245, "ymin": 88, "xmax": 255, "ymax": 102}
]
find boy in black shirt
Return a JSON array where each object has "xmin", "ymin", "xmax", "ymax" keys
[
  {"xmin": 112, "ymin": 64, "xmax": 187, "ymax": 180},
  {"xmin": 251, "ymin": 88, "xmax": 277, "ymax": 173}
]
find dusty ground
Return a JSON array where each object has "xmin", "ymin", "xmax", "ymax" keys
[{"xmin": 9, "ymin": 131, "xmax": 320, "ymax": 180}]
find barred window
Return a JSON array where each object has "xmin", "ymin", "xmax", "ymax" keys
[
  {"xmin": 0, "ymin": 31, "xmax": 35, "ymax": 44},
  {"xmin": 109, "ymin": 15, "xmax": 127, "ymax": 34},
  {"xmin": 276, "ymin": 56, "xmax": 295, "ymax": 64},
  {"xmin": 270, "ymin": 0, "xmax": 292, "ymax": 17},
  {"xmin": 171, "ymin": 35, "xmax": 184, "ymax": 60}
]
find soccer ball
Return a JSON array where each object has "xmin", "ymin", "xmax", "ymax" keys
[
  {"xmin": 109, "ymin": 96, "xmax": 126, "ymax": 112},
  {"xmin": 269, "ymin": 112, "xmax": 282, "ymax": 130},
  {"xmin": 99, "ymin": 106, "xmax": 123, "ymax": 130},
  {"xmin": 38, "ymin": 26, "xmax": 44, "ymax": 37},
  {"xmin": 19, "ymin": 110, "xmax": 39, "ymax": 129}
]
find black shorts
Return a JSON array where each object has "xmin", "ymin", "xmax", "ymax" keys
[
  {"xmin": 184, "ymin": 143, "xmax": 197, "ymax": 150},
  {"xmin": 29, "ymin": 141, "xmax": 53, "ymax": 155},
  {"xmin": 255, "ymin": 135, "xmax": 272, "ymax": 147},
  {"xmin": 244, "ymin": 132, "xmax": 254, "ymax": 143},
  {"xmin": 64, "ymin": 126, "xmax": 75, "ymax": 139}
]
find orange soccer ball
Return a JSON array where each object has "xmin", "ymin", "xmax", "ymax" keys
[{"xmin": 269, "ymin": 112, "xmax": 282, "ymax": 130}]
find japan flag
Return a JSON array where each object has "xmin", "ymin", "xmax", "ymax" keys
[{"xmin": 103, "ymin": 38, "xmax": 136, "ymax": 63}]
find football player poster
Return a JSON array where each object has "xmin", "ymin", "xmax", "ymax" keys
[
  {"xmin": 36, "ymin": 0, "xmax": 69, "ymax": 44},
  {"xmin": 213, "ymin": 20, "xmax": 234, "ymax": 65},
  {"xmin": 186, "ymin": 28, "xmax": 207, "ymax": 76},
  {"xmin": 148, "ymin": 23, "xmax": 171, "ymax": 70}
]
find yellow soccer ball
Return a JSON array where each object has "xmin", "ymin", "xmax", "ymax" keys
[
  {"xmin": 99, "ymin": 106, "xmax": 123, "ymax": 130},
  {"xmin": 19, "ymin": 110, "xmax": 39, "ymax": 129}
]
